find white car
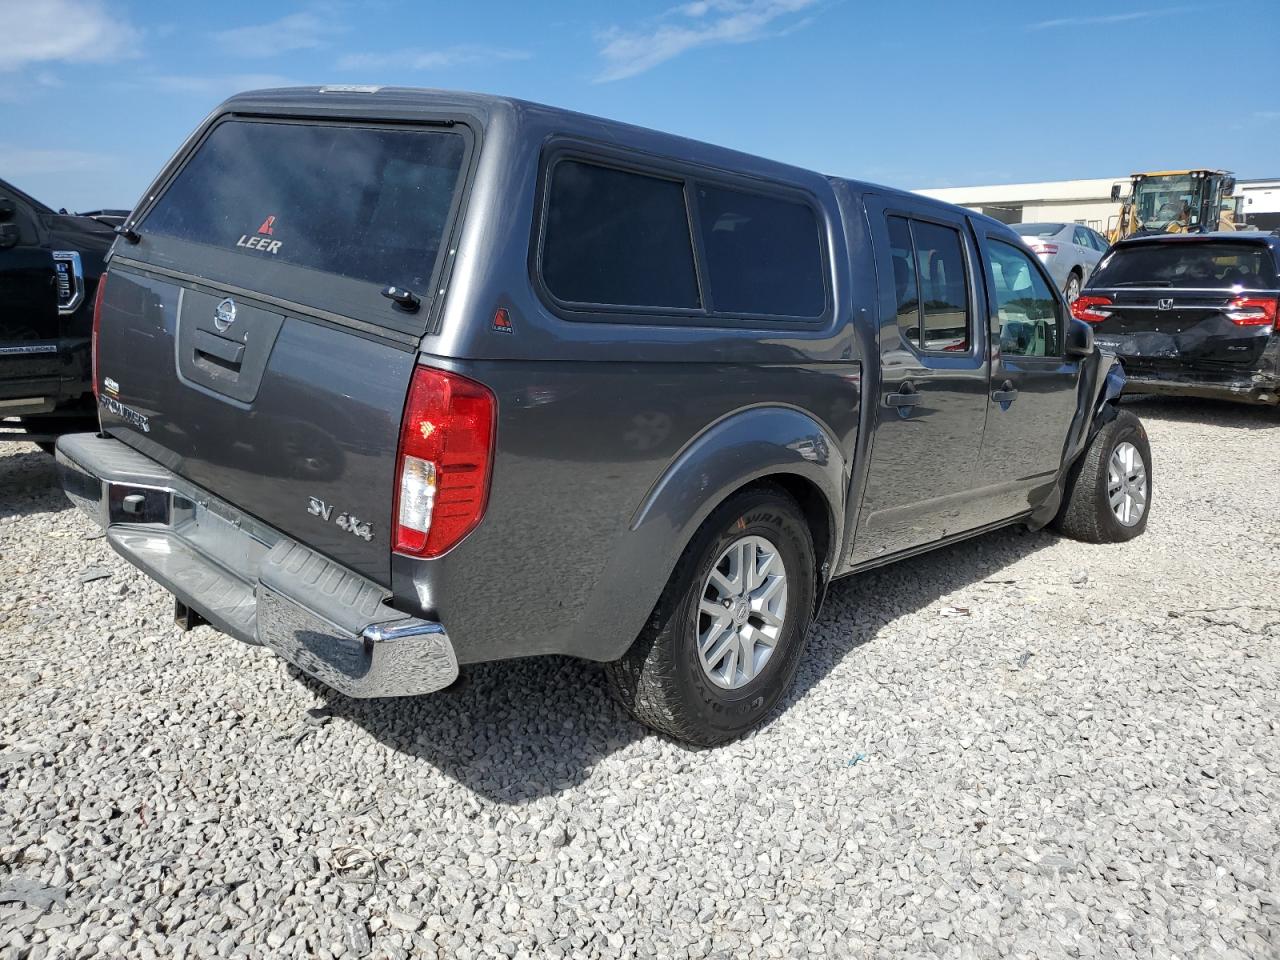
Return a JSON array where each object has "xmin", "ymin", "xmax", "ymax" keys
[{"xmin": 1012, "ymin": 222, "xmax": 1108, "ymax": 302}]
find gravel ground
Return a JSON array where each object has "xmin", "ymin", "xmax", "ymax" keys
[{"xmin": 1, "ymin": 395, "xmax": 1278, "ymax": 960}]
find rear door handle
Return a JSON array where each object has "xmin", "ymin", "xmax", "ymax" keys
[
  {"xmin": 885, "ymin": 381, "xmax": 919, "ymax": 416},
  {"xmin": 991, "ymin": 380, "xmax": 1018, "ymax": 406}
]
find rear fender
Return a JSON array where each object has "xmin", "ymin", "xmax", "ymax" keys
[{"xmin": 568, "ymin": 405, "xmax": 847, "ymax": 662}]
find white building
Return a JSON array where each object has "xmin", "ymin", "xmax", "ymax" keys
[{"xmin": 914, "ymin": 176, "xmax": 1280, "ymax": 233}]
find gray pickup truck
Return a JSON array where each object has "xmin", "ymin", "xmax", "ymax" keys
[{"xmin": 57, "ymin": 87, "xmax": 1151, "ymax": 744}]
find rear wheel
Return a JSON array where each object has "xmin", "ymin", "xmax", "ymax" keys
[
  {"xmin": 606, "ymin": 486, "xmax": 816, "ymax": 745},
  {"xmin": 1064, "ymin": 271, "xmax": 1082, "ymax": 304},
  {"xmin": 1053, "ymin": 409, "xmax": 1151, "ymax": 543}
]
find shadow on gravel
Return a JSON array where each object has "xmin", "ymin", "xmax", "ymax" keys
[
  {"xmin": 1122, "ymin": 394, "xmax": 1280, "ymax": 431},
  {"xmin": 307, "ymin": 524, "xmax": 1052, "ymax": 804},
  {"xmin": 0, "ymin": 445, "xmax": 72, "ymax": 519}
]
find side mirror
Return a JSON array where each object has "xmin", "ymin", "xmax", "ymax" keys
[
  {"xmin": 0, "ymin": 196, "xmax": 15, "ymax": 222},
  {"xmin": 1110, "ymin": 183, "xmax": 1123, "ymax": 201},
  {"xmin": 1065, "ymin": 317, "xmax": 1094, "ymax": 357},
  {"xmin": 0, "ymin": 223, "xmax": 19, "ymax": 250}
]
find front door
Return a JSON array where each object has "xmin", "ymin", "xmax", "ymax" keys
[
  {"xmin": 972, "ymin": 228, "xmax": 1082, "ymax": 520},
  {"xmin": 851, "ymin": 198, "xmax": 992, "ymax": 565},
  {"xmin": 0, "ymin": 190, "xmax": 58, "ymax": 400}
]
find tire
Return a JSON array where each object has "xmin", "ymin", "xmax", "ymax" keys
[
  {"xmin": 606, "ymin": 485, "xmax": 816, "ymax": 746},
  {"xmin": 1064, "ymin": 271, "xmax": 1082, "ymax": 304},
  {"xmin": 1053, "ymin": 409, "xmax": 1151, "ymax": 543}
]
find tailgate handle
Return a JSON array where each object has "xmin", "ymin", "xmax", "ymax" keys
[{"xmin": 193, "ymin": 329, "xmax": 245, "ymax": 368}]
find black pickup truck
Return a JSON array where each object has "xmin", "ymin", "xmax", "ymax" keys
[{"xmin": 0, "ymin": 177, "xmax": 116, "ymax": 445}]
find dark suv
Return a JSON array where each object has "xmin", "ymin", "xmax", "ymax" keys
[
  {"xmin": 57, "ymin": 87, "xmax": 1151, "ymax": 744},
  {"xmin": 1073, "ymin": 232, "xmax": 1280, "ymax": 405},
  {"xmin": 0, "ymin": 177, "xmax": 116, "ymax": 444}
]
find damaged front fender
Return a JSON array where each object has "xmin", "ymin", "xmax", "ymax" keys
[{"xmin": 1027, "ymin": 349, "xmax": 1127, "ymax": 530}]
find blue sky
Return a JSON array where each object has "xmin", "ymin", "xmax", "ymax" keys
[{"xmin": 2, "ymin": 0, "xmax": 1277, "ymax": 212}]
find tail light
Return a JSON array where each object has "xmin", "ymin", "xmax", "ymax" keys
[
  {"xmin": 1071, "ymin": 295, "xmax": 1113, "ymax": 323},
  {"xmin": 1224, "ymin": 296, "xmax": 1278, "ymax": 328},
  {"xmin": 90, "ymin": 272, "xmax": 108, "ymax": 400},
  {"xmin": 1029, "ymin": 243, "xmax": 1059, "ymax": 255},
  {"xmin": 393, "ymin": 365, "xmax": 496, "ymax": 558}
]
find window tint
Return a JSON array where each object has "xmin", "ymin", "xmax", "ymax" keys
[
  {"xmin": 142, "ymin": 120, "xmax": 467, "ymax": 290},
  {"xmin": 912, "ymin": 221, "xmax": 970, "ymax": 351},
  {"xmin": 695, "ymin": 184, "xmax": 824, "ymax": 317},
  {"xmin": 1074, "ymin": 227, "xmax": 1093, "ymax": 248},
  {"xmin": 542, "ymin": 160, "xmax": 700, "ymax": 309},
  {"xmin": 887, "ymin": 217, "xmax": 919, "ymax": 342},
  {"xmin": 1090, "ymin": 241, "xmax": 1279, "ymax": 289},
  {"xmin": 988, "ymin": 240, "xmax": 1061, "ymax": 357},
  {"xmin": 886, "ymin": 216, "xmax": 970, "ymax": 351}
]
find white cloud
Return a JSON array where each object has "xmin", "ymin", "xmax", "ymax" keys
[
  {"xmin": 1028, "ymin": 8, "xmax": 1185, "ymax": 30},
  {"xmin": 214, "ymin": 11, "xmax": 345, "ymax": 58},
  {"xmin": 149, "ymin": 73, "xmax": 300, "ymax": 97},
  {"xmin": 336, "ymin": 45, "xmax": 530, "ymax": 72},
  {"xmin": 0, "ymin": 0, "xmax": 141, "ymax": 72},
  {"xmin": 595, "ymin": 0, "xmax": 818, "ymax": 82},
  {"xmin": 0, "ymin": 145, "xmax": 113, "ymax": 177}
]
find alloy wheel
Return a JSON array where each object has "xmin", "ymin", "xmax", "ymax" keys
[
  {"xmin": 696, "ymin": 535, "xmax": 789, "ymax": 690},
  {"xmin": 1108, "ymin": 441, "xmax": 1148, "ymax": 526}
]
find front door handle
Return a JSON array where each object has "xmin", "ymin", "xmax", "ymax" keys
[
  {"xmin": 991, "ymin": 380, "xmax": 1018, "ymax": 407},
  {"xmin": 885, "ymin": 381, "xmax": 919, "ymax": 417}
]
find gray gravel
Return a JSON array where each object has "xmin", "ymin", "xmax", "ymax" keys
[{"xmin": 2, "ymin": 395, "xmax": 1278, "ymax": 960}]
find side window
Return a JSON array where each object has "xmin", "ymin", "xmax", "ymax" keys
[
  {"xmin": 695, "ymin": 183, "xmax": 825, "ymax": 317},
  {"xmin": 887, "ymin": 216, "xmax": 920, "ymax": 343},
  {"xmin": 542, "ymin": 159, "xmax": 701, "ymax": 310},
  {"xmin": 1090, "ymin": 229, "xmax": 1110, "ymax": 252},
  {"xmin": 886, "ymin": 216, "xmax": 970, "ymax": 352},
  {"xmin": 911, "ymin": 221, "xmax": 970, "ymax": 352},
  {"xmin": 1073, "ymin": 226, "xmax": 1093, "ymax": 249},
  {"xmin": 987, "ymin": 239, "xmax": 1062, "ymax": 357}
]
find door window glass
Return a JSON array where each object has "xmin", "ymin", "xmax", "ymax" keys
[
  {"xmin": 1074, "ymin": 226, "xmax": 1093, "ymax": 248},
  {"xmin": 887, "ymin": 216, "xmax": 920, "ymax": 343},
  {"xmin": 988, "ymin": 240, "xmax": 1062, "ymax": 357},
  {"xmin": 542, "ymin": 159, "xmax": 701, "ymax": 309},
  {"xmin": 912, "ymin": 221, "xmax": 970, "ymax": 352}
]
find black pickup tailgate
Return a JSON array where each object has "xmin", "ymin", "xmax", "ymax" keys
[{"xmin": 95, "ymin": 116, "xmax": 473, "ymax": 585}]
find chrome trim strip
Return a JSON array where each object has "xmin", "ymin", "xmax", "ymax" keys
[{"xmin": 0, "ymin": 343, "xmax": 57, "ymax": 355}]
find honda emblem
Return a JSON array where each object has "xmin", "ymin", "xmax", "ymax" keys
[{"xmin": 1157, "ymin": 298, "xmax": 1174, "ymax": 310}]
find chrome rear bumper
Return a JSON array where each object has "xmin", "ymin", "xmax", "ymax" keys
[{"xmin": 55, "ymin": 433, "xmax": 458, "ymax": 698}]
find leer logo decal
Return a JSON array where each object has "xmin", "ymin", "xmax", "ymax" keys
[{"xmin": 236, "ymin": 213, "xmax": 282, "ymax": 255}]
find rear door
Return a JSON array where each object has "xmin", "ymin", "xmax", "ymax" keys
[
  {"xmin": 1085, "ymin": 239, "xmax": 1279, "ymax": 370},
  {"xmin": 0, "ymin": 190, "xmax": 59, "ymax": 400},
  {"xmin": 852, "ymin": 197, "xmax": 991, "ymax": 564},
  {"xmin": 1072, "ymin": 225, "xmax": 1103, "ymax": 280},
  {"xmin": 973, "ymin": 229, "xmax": 1082, "ymax": 520},
  {"xmin": 96, "ymin": 116, "xmax": 474, "ymax": 585}
]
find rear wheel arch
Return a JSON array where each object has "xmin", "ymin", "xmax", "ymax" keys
[{"xmin": 573, "ymin": 406, "xmax": 848, "ymax": 663}]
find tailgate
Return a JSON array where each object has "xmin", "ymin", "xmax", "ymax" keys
[
  {"xmin": 94, "ymin": 116, "xmax": 474, "ymax": 586},
  {"xmin": 96, "ymin": 267, "xmax": 414, "ymax": 584}
]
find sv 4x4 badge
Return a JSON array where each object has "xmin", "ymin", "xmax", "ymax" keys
[{"xmin": 308, "ymin": 496, "xmax": 373, "ymax": 542}]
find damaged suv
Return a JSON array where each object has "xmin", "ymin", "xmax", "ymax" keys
[
  {"xmin": 58, "ymin": 88, "xmax": 1150, "ymax": 744},
  {"xmin": 1074, "ymin": 232, "xmax": 1280, "ymax": 405}
]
